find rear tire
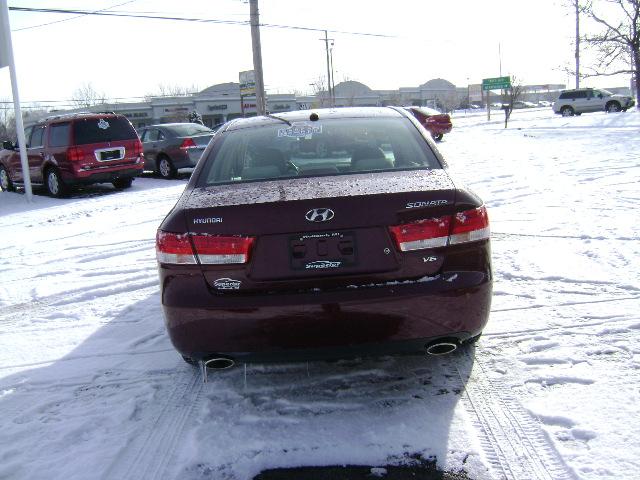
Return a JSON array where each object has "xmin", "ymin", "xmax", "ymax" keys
[
  {"xmin": 0, "ymin": 165, "xmax": 14, "ymax": 192},
  {"xmin": 45, "ymin": 167, "xmax": 68, "ymax": 198},
  {"xmin": 157, "ymin": 156, "xmax": 176, "ymax": 179},
  {"xmin": 432, "ymin": 133, "xmax": 444, "ymax": 142},
  {"xmin": 112, "ymin": 177, "xmax": 133, "ymax": 190},
  {"xmin": 560, "ymin": 106, "xmax": 574, "ymax": 116},
  {"xmin": 606, "ymin": 101, "xmax": 621, "ymax": 113}
]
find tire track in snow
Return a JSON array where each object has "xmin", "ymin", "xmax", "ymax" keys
[
  {"xmin": 457, "ymin": 348, "xmax": 574, "ymax": 480},
  {"xmin": 103, "ymin": 367, "xmax": 204, "ymax": 480}
]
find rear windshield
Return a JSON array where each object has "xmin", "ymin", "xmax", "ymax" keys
[
  {"xmin": 167, "ymin": 124, "xmax": 213, "ymax": 137},
  {"xmin": 73, "ymin": 117, "xmax": 137, "ymax": 145},
  {"xmin": 199, "ymin": 117, "xmax": 441, "ymax": 186}
]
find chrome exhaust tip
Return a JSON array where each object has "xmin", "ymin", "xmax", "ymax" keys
[
  {"xmin": 204, "ymin": 357, "xmax": 235, "ymax": 370},
  {"xmin": 425, "ymin": 342, "xmax": 458, "ymax": 356},
  {"xmin": 201, "ymin": 356, "xmax": 235, "ymax": 382}
]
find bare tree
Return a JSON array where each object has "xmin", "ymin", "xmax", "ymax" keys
[
  {"xmin": 71, "ymin": 82, "xmax": 106, "ymax": 109},
  {"xmin": 434, "ymin": 91, "xmax": 460, "ymax": 113},
  {"xmin": 0, "ymin": 103, "xmax": 49, "ymax": 142},
  {"xmin": 502, "ymin": 77, "xmax": 524, "ymax": 128},
  {"xmin": 144, "ymin": 83, "xmax": 199, "ymax": 101},
  {"xmin": 310, "ymin": 75, "xmax": 330, "ymax": 107},
  {"xmin": 0, "ymin": 98, "xmax": 12, "ymax": 142},
  {"xmin": 581, "ymin": 0, "xmax": 639, "ymax": 105}
]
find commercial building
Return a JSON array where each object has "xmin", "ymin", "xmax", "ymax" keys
[{"xmin": 52, "ymin": 78, "xmax": 585, "ymax": 128}]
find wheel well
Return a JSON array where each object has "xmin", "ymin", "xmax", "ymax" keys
[
  {"xmin": 606, "ymin": 100, "xmax": 621, "ymax": 108},
  {"xmin": 42, "ymin": 160, "xmax": 61, "ymax": 176}
]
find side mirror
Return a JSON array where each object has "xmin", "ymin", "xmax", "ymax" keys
[
  {"xmin": 2, "ymin": 140, "xmax": 14, "ymax": 150},
  {"xmin": 598, "ymin": 94, "xmax": 603, "ymax": 99}
]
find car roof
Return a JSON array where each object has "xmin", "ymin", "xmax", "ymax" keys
[
  {"xmin": 223, "ymin": 107, "xmax": 406, "ymax": 132},
  {"xmin": 146, "ymin": 122, "xmax": 209, "ymax": 129}
]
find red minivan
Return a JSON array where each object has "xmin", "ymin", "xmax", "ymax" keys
[{"xmin": 0, "ymin": 112, "xmax": 144, "ymax": 197}]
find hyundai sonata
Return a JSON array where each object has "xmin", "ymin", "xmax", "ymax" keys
[{"xmin": 156, "ymin": 107, "xmax": 491, "ymax": 371}]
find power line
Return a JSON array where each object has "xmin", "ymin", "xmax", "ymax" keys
[
  {"xmin": 8, "ymin": 6, "xmax": 396, "ymax": 38},
  {"xmin": 13, "ymin": 1, "xmax": 138, "ymax": 31}
]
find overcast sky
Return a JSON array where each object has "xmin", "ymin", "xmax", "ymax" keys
[{"xmin": 0, "ymin": 0, "xmax": 633, "ymax": 109}]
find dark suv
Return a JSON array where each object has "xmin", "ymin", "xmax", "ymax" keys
[{"xmin": 0, "ymin": 112, "xmax": 144, "ymax": 197}]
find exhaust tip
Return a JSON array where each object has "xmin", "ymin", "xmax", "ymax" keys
[
  {"xmin": 204, "ymin": 357, "xmax": 235, "ymax": 370},
  {"xmin": 426, "ymin": 342, "xmax": 458, "ymax": 356}
]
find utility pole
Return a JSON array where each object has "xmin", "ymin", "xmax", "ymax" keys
[
  {"xmin": 321, "ymin": 30, "xmax": 334, "ymax": 107},
  {"xmin": 575, "ymin": 0, "xmax": 580, "ymax": 89},
  {"xmin": 329, "ymin": 40, "xmax": 336, "ymax": 105},
  {"xmin": 249, "ymin": 0, "xmax": 266, "ymax": 115}
]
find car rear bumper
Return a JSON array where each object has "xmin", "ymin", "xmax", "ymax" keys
[
  {"xmin": 425, "ymin": 124, "xmax": 452, "ymax": 135},
  {"xmin": 62, "ymin": 166, "xmax": 143, "ymax": 185},
  {"xmin": 171, "ymin": 149, "xmax": 204, "ymax": 169},
  {"xmin": 160, "ymin": 269, "xmax": 492, "ymax": 362}
]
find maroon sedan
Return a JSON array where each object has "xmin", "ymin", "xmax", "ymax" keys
[
  {"xmin": 156, "ymin": 107, "xmax": 491, "ymax": 372},
  {"xmin": 406, "ymin": 106, "xmax": 453, "ymax": 141}
]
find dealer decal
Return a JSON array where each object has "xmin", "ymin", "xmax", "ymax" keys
[
  {"xmin": 304, "ymin": 260, "xmax": 342, "ymax": 270},
  {"xmin": 212, "ymin": 278, "xmax": 241, "ymax": 290}
]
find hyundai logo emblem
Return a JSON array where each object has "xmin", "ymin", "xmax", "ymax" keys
[{"xmin": 305, "ymin": 208, "xmax": 335, "ymax": 222}]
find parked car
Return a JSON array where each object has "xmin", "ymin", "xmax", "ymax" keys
[
  {"xmin": 156, "ymin": 107, "xmax": 492, "ymax": 371},
  {"xmin": 552, "ymin": 88, "xmax": 635, "ymax": 116},
  {"xmin": 404, "ymin": 106, "xmax": 452, "ymax": 141},
  {"xmin": 0, "ymin": 112, "xmax": 143, "ymax": 197},
  {"xmin": 538, "ymin": 100, "xmax": 553, "ymax": 107},
  {"xmin": 512, "ymin": 101, "xmax": 537, "ymax": 109},
  {"xmin": 139, "ymin": 123, "xmax": 215, "ymax": 179}
]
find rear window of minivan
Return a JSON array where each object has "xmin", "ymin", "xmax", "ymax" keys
[{"xmin": 73, "ymin": 117, "xmax": 137, "ymax": 145}]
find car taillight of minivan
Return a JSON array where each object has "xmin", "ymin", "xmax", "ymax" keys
[
  {"xmin": 133, "ymin": 139, "xmax": 143, "ymax": 157},
  {"xmin": 389, "ymin": 205, "xmax": 489, "ymax": 252},
  {"xmin": 67, "ymin": 146, "xmax": 85, "ymax": 162},
  {"xmin": 156, "ymin": 231, "xmax": 254, "ymax": 265}
]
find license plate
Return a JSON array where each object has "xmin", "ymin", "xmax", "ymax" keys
[
  {"xmin": 100, "ymin": 150, "xmax": 121, "ymax": 161},
  {"xmin": 289, "ymin": 231, "xmax": 357, "ymax": 271}
]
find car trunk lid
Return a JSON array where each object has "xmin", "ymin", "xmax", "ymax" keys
[{"xmin": 181, "ymin": 169, "xmax": 457, "ymax": 284}]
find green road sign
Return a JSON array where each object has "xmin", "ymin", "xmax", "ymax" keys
[{"xmin": 482, "ymin": 76, "xmax": 511, "ymax": 91}]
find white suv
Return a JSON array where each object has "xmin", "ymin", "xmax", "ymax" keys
[{"xmin": 552, "ymin": 88, "xmax": 635, "ymax": 116}]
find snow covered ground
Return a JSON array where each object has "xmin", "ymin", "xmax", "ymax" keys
[{"xmin": 1, "ymin": 108, "xmax": 639, "ymax": 480}]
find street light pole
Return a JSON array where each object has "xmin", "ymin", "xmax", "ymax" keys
[{"xmin": 249, "ymin": 0, "xmax": 266, "ymax": 115}]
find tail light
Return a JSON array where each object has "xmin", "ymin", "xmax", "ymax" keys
[
  {"xmin": 67, "ymin": 146, "xmax": 85, "ymax": 162},
  {"xmin": 156, "ymin": 231, "xmax": 196, "ymax": 264},
  {"xmin": 389, "ymin": 205, "xmax": 489, "ymax": 252},
  {"xmin": 191, "ymin": 235, "xmax": 254, "ymax": 264},
  {"xmin": 389, "ymin": 217, "xmax": 451, "ymax": 251},
  {"xmin": 449, "ymin": 205, "xmax": 490, "ymax": 245},
  {"xmin": 179, "ymin": 138, "xmax": 197, "ymax": 149},
  {"xmin": 156, "ymin": 231, "xmax": 254, "ymax": 265},
  {"xmin": 133, "ymin": 139, "xmax": 143, "ymax": 157}
]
